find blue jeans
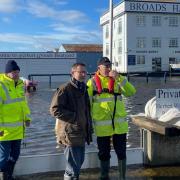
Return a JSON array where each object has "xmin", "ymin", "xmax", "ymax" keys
[
  {"xmin": 64, "ymin": 146, "xmax": 85, "ymax": 179},
  {"xmin": 0, "ymin": 140, "xmax": 21, "ymax": 177}
]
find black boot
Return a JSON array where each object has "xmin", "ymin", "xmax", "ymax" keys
[
  {"xmin": 6, "ymin": 161, "xmax": 16, "ymax": 180},
  {"xmin": 99, "ymin": 160, "xmax": 110, "ymax": 180},
  {"xmin": 118, "ymin": 159, "xmax": 126, "ymax": 180}
]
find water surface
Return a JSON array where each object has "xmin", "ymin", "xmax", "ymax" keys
[{"xmin": 21, "ymin": 76, "xmax": 180, "ymax": 155}]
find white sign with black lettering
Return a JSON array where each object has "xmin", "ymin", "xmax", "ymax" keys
[{"xmin": 156, "ymin": 89, "xmax": 180, "ymax": 118}]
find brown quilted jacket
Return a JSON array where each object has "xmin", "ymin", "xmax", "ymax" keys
[{"xmin": 50, "ymin": 81, "xmax": 92, "ymax": 146}]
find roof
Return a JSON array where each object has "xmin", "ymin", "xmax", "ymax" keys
[{"xmin": 61, "ymin": 44, "xmax": 103, "ymax": 52}]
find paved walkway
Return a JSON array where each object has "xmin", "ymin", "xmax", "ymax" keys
[{"xmin": 17, "ymin": 165, "xmax": 180, "ymax": 180}]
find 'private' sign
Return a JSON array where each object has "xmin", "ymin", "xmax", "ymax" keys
[{"xmin": 156, "ymin": 89, "xmax": 180, "ymax": 118}]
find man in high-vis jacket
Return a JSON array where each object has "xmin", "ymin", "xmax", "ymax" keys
[
  {"xmin": 87, "ymin": 57, "xmax": 136, "ymax": 180},
  {"xmin": 0, "ymin": 60, "xmax": 31, "ymax": 180}
]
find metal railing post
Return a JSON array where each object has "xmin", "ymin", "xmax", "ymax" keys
[
  {"xmin": 164, "ymin": 72, "xmax": 167, "ymax": 83},
  {"xmin": 49, "ymin": 75, "xmax": 52, "ymax": 88},
  {"xmin": 127, "ymin": 73, "xmax": 130, "ymax": 81},
  {"xmin": 28, "ymin": 74, "xmax": 31, "ymax": 80},
  {"xmin": 146, "ymin": 72, "xmax": 149, "ymax": 83}
]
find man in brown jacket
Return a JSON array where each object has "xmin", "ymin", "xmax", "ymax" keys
[{"xmin": 50, "ymin": 63, "xmax": 92, "ymax": 180}]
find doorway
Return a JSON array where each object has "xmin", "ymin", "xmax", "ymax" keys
[{"xmin": 152, "ymin": 58, "xmax": 161, "ymax": 72}]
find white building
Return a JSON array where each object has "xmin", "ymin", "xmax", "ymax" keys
[{"xmin": 100, "ymin": 0, "xmax": 180, "ymax": 73}]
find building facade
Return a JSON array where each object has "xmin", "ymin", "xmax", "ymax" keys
[
  {"xmin": 59, "ymin": 44, "xmax": 103, "ymax": 73},
  {"xmin": 100, "ymin": 0, "xmax": 180, "ymax": 73},
  {"xmin": 0, "ymin": 52, "xmax": 76, "ymax": 82}
]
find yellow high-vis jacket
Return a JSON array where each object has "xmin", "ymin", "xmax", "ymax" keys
[
  {"xmin": 0, "ymin": 74, "xmax": 31, "ymax": 141},
  {"xmin": 87, "ymin": 74, "xmax": 136, "ymax": 137}
]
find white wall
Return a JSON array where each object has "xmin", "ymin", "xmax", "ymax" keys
[
  {"xmin": 0, "ymin": 53, "xmax": 76, "ymax": 82},
  {"xmin": 126, "ymin": 13, "xmax": 180, "ymax": 72}
]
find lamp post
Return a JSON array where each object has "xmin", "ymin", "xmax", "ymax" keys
[{"xmin": 109, "ymin": 0, "xmax": 113, "ymax": 62}]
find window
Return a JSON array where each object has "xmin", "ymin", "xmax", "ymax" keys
[
  {"xmin": 152, "ymin": 38, "xmax": 161, "ymax": 48},
  {"xmin": 136, "ymin": 15, "xmax": 146, "ymax": 26},
  {"xmin": 118, "ymin": 39, "xmax": 122, "ymax": 54},
  {"xmin": 114, "ymin": 57, "xmax": 118, "ymax": 67},
  {"xmin": 113, "ymin": 22, "xmax": 116, "ymax": 30},
  {"xmin": 152, "ymin": 16, "xmax": 161, "ymax": 26},
  {"xmin": 117, "ymin": 19, "xmax": 122, "ymax": 34},
  {"xmin": 128, "ymin": 55, "xmax": 136, "ymax": 65},
  {"xmin": 118, "ymin": 55, "xmax": 122, "ymax": 65},
  {"xmin": 169, "ymin": 57, "xmax": 176, "ymax": 64},
  {"xmin": 137, "ymin": 55, "xmax": 145, "ymax": 64},
  {"xmin": 106, "ymin": 43, "xmax": 109, "ymax": 55},
  {"xmin": 137, "ymin": 37, "xmax": 146, "ymax": 48},
  {"xmin": 113, "ymin": 41, "xmax": 116, "ymax": 49},
  {"xmin": 169, "ymin": 38, "xmax": 178, "ymax": 47},
  {"xmin": 105, "ymin": 25, "xmax": 109, "ymax": 39},
  {"xmin": 169, "ymin": 17, "xmax": 178, "ymax": 27},
  {"xmin": 115, "ymin": 62, "xmax": 118, "ymax": 66}
]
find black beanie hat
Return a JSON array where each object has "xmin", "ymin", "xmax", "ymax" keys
[{"xmin": 5, "ymin": 60, "xmax": 20, "ymax": 73}]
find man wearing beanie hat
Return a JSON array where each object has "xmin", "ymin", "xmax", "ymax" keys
[
  {"xmin": 5, "ymin": 60, "xmax": 20, "ymax": 74},
  {"xmin": 0, "ymin": 60, "xmax": 31, "ymax": 180}
]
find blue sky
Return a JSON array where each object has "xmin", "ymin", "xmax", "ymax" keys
[{"xmin": 0, "ymin": 0, "xmax": 120, "ymax": 52}]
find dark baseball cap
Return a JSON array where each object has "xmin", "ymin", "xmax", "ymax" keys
[{"xmin": 97, "ymin": 57, "xmax": 112, "ymax": 66}]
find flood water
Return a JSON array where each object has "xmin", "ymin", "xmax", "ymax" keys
[{"xmin": 21, "ymin": 76, "xmax": 180, "ymax": 155}]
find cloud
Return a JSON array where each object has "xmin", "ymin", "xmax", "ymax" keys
[
  {"xmin": 0, "ymin": 1, "xmax": 102, "ymax": 51},
  {"xmin": 0, "ymin": 29, "xmax": 102, "ymax": 52},
  {"xmin": 0, "ymin": 33, "xmax": 35, "ymax": 45},
  {"xmin": 49, "ymin": 22, "xmax": 102, "ymax": 44},
  {"xmin": 0, "ymin": 33, "xmax": 59, "ymax": 51},
  {"xmin": 26, "ymin": 1, "xmax": 88, "ymax": 23},
  {"xmin": 1, "ymin": 17, "xmax": 11, "ymax": 23},
  {"xmin": 50, "ymin": 23, "xmax": 88, "ymax": 34},
  {"xmin": 53, "ymin": 0, "xmax": 68, "ymax": 6},
  {"xmin": 0, "ymin": 0, "xmax": 21, "ymax": 13}
]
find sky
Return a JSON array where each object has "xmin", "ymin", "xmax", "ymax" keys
[{"xmin": 0, "ymin": 0, "xmax": 120, "ymax": 52}]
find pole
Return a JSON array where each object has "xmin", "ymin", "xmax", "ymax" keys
[
  {"xmin": 146, "ymin": 72, "xmax": 149, "ymax": 83},
  {"xmin": 109, "ymin": 0, "xmax": 113, "ymax": 62},
  {"xmin": 164, "ymin": 71, "xmax": 167, "ymax": 83},
  {"xmin": 49, "ymin": 75, "xmax": 52, "ymax": 88}
]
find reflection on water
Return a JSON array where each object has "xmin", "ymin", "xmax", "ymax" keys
[{"xmin": 21, "ymin": 76, "xmax": 180, "ymax": 155}]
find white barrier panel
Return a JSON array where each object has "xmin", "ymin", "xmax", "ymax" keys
[{"xmin": 14, "ymin": 148, "xmax": 143, "ymax": 175}]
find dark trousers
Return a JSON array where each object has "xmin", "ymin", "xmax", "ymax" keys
[
  {"xmin": 0, "ymin": 140, "xmax": 21, "ymax": 178},
  {"xmin": 97, "ymin": 134, "xmax": 127, "ymax": 161}
]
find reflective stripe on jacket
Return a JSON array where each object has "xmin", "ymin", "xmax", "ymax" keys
[
  {"xmin": 0, "ymin": 73, "xmax": 31, "ymax": 141},
  {"xmin": 87, "ymin": 74, "xmax": 136, "ymax": 137}
]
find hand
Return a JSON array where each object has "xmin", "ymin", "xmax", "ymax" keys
[
  {"xmin": 0, "ymin": 131, "xmax": 4, "ymax": 136},
  {"xmin": 109, "ymin": 70, "xmax": 119, "ymax": 79},
  {"xmin": 25, "ymin": 120, "xmax": 31, "ymax": 127}
]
